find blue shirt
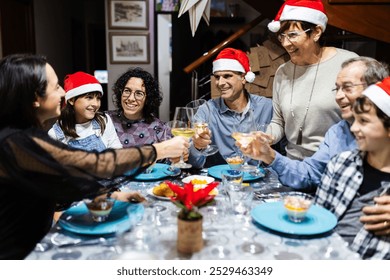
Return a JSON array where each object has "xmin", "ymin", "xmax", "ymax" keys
[
  {"xmin": 270, "ymin": 120, "xmax": 357, "ymax": 189},
  {"xmin": 188, "ymin": 94, "xmax": 273, "ymax": 168}
]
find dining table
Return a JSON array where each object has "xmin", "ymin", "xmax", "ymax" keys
[{"xmin": 26, "ymin": 165, "xmax": 361, "ymax": 260}]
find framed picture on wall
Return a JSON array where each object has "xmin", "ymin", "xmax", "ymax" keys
[
  {"xmin": 108, "ymin": 0, "xmax": 148, "ymax": 29},
  {"xmin": 109, "ymin": 32, "xmax": 149, "ymax": 64}
]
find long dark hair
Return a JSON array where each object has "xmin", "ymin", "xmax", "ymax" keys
[
  {"xmin": 112, "ymin": 67, "xmax": 162, "ymax": 123},
  {"xmin": 0, "ymin": 54, "xmax": 48, "ymax": 129},
  {"xmin": 58, "ymin": 92, "xmax": 107, "ymax": 138}
]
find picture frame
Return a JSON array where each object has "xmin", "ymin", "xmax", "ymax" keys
[
  {"xmin": 155, "ymin": 0, "xmax": 180, "ymax": 12},
  {"xmin": 108, "ymin": 0, "xmax": 148, "ymax": 29},
  {"xmin": 109, "ymin": 32, "xmax": 149, "ymax": 64}
]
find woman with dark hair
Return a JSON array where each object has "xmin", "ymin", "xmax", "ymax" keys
[
  {"xmin": 107, "ymin": 67, "xmax": 172, "ymax": 148},
  {"xmin": 0, "ymin": 54, "xmax": 189, "ymax": 259},
  {"xmin": 314, "ymin": 77, "xmax": 390, "ymax": 259}
]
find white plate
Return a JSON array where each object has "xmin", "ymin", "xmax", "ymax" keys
[
  {"xmin": 146, "ymin": 187, "xmax": 172, "ymax": 201},
  {"xmin": 182, "ymin": 175, "xmax": 215, "ymax": 185}
]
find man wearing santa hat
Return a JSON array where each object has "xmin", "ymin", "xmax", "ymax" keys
[
  {"xmin": 315, "ymin": 76, "xmax": 390, "ymax": 259},
  {"xmin": 188, "ymin": 47, "xmax": 273, "ymax": 168},
  {"xmin": 266, "ymin": 0, "xmax": 358, "ymax": 161}
]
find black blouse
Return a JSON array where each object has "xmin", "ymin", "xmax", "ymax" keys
[{"xmin": 0, "ymin": 126, "xmax": 156, "ymax": 259}]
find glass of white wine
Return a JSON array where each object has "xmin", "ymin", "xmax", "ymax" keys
[
  {"xmin": 186, "ymin": 99, "xmax": 219, "ymax": 157},
  {"xmin": 231, "ymin": 110, "xmax": 257, "ymax": 171},
  {"xmin": 170, "ymin": 107, "xmax": 195, "ymax": 169}
]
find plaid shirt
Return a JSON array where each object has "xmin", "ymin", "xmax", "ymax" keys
[{"xmin": 315, "ymin": 149, "xmax": 390, "ymax": 259}]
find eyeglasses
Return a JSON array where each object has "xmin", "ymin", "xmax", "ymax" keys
[
  {"xmin": 122, "ymin": 88, "xmax": 146, "ymax": 100},
  {"xmin": 277, "ymin": 29, "xmax": 311, "ymax": 43},
  {"xmin": 331, "ymin": 83, "xmax": 366, "ymax": 94}
]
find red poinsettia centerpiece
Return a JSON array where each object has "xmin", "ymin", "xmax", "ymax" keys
[{"xmin": 165, "ymin": 181, "xmax": 219, "ymax": 221}]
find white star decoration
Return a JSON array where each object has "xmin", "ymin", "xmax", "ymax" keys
[{"xmin": 178, "ymin": 0, "xmax": 211, "ymax": 36}]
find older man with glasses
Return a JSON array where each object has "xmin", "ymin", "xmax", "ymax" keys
[{"xmin": 239, "ymin": 57, "xmax": 389, "ymax": 191}]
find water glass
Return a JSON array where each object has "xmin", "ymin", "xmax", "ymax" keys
[
  {"xmin": 221, "ymin": 169, "xmax": 243, "ymax": 188},
  {"xmin": 225, "ymin": 183, "xmax": 254, "ymax": 215}
]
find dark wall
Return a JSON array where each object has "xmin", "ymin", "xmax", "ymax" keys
[{"xmin": 0, "ymin": 0, "xmax": 36, "ymax": 56}]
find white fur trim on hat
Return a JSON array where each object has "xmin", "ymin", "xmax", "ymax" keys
[
  {"xmin": 363, "ymin": 84, "xmax": 390, "ymax": 117},
  {"xmin": 281, "ymin": 5, "xmax": 327, "ymax": 32},
  {"xmin": 213, "ymin": 58, "xmax": 245, "ymax": 74},
  {"xmin": 65, "ymin": 83, "xmax": 103, "ymax": 101}
]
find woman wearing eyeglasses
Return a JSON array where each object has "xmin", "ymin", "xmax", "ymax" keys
[
  {"xmin": 106, "ymin": 67, "xmax": 172, "ymax": 148},
  {"xmin": 266, "ymin": 0, "xmax": 358, "ymax": 160},
  {"xmin": 48, "ymin": 71, "xmax": 122, "ymax": 151}
]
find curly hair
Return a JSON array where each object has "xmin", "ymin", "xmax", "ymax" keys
[{"xmin": 112, "ymin": 67, "xmax": 163, "ymax": 123}]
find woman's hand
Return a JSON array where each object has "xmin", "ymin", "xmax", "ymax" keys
[
  {"xmin": 360, "ymin": 195, "xmax": 390, "ymax": 236},
  {"xmin": 237, "ymin": 132, "xmax": 275, "ymax": 165},
  {"xmin": 170, "ymin": 149, "xmax": 189, "ymax": 163},
  {"xmin": 153, "ymin": 136, "xmax": 189, "ymax": 160}
]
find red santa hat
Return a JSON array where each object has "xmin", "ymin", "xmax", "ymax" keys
[
  {"xmin": 64, "ymin": 71, "xmax": 103, "ymax": 101},
  {"xmin": 268, "ymin": 0, "xmax": 328, "ymax": 33},
  {"xmin": 363, "ymin": 77, "xmax": 390, "ymax": 117},
  {"xmin": 212, "ymin": 48, "xmax": 255, "ymax": 83}
]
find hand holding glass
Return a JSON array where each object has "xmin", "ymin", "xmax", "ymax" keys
[
  {"xmin": 170, "ymin": 107, "xmax": 195, "ymax": 169},
  {"xmin": 186, "ymin": 99, "xmax": 219, "ymax": 156},
  {"xmin": 231, "ymin": 110, "xmax": 257, "ymax": 171}
]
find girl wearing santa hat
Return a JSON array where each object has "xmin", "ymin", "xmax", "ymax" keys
[
  {"xmin": 267, "ymin": 0, "xmax": 358, "ymax": 160},
  {"xmin": 314, "ymin": 77, "xmax": 390, "ymax": 259},
  {"xmin": 48, "ymin": 71, "xmax": 122, "ymax": 151}
]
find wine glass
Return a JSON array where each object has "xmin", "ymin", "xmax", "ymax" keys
[
  {"xmin": 231, "ymin": 110, "xmax": 257, "ymax": 171},
  {"xmin": 169, "ymin": 107, "xmax": 195, "ymax": 169},
  {"xmin": 186, "ymin": 99, "xmax": 219, "ymax": 156}
]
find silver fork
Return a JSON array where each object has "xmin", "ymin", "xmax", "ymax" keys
[{"xmin": 57, "ymin": 237, "xmax": 116, "ymax": 248}]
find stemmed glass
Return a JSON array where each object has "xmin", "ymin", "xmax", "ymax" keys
[
  {"xmin": 169, "ymin": 107, "xmax": 195, "ymax": 169},
  {"xmin": 231, "ymin": 110, "xmax": 257, "ymax": 171},
  {"xmin": 186, "ymin": 99, "xmax": 219, "ymax": 156}
]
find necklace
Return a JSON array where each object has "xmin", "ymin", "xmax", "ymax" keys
[{"xmin": 289, "ymin": 50, "xmax": 322, "ymax": 145}]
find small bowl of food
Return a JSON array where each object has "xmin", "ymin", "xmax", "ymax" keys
[
  {"xmin": 283, "ymin": 192, "xmax": 313, "ymax": 223},
  {"xmin": 84, "ymin": 196, "xmax": 115, "ymax": 222},
  {"xmin": 226, "ymin": 155, "xmax": 244, "ymax": 170}
]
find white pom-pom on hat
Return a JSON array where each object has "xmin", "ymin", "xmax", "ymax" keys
[
  {"xmin": 268, "ymin": 20, "xmax": 281, "ymax": 33},
  {"xmin": 245, "ymin": 71, "xmax": 256, "ymax": 83}
]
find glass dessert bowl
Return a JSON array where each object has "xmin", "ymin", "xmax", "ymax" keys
[
  {"xmin": 226, "ymin": 155, "xmax": 244, "ymax": 170},
  {"xmin": 283, "ymin": 192, "xmax": 313, "ymax": 223}
]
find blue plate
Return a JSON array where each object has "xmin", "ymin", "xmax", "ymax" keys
[
  {"xmin": 134, "ymin": 163, "xmax": 175, "ymax": 181},
  {"xmin": 208, "ymin": 164, "xmax": 265, "ymax": 181},
  {"xmin": 58, "ymin": 202, "xmax": 144, "ymax": 235},
  {"xmin": 251, "ymin": 202, "xmax": 337, "ymax": 236}
]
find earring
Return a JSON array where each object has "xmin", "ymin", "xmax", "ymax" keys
[{"xmin": 33, "ymin": 102, "xmax": 40, "ymax": 108}]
